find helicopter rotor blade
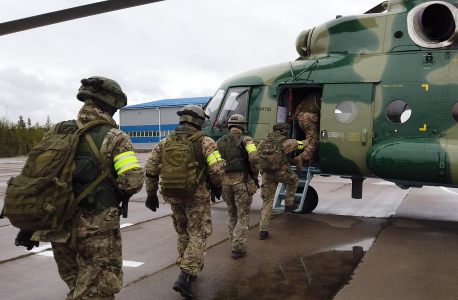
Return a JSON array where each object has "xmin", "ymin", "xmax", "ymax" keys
[
  {"xmin": 364, "ymin": 2, "xmax": 388, "ymax": 14},
  {"xmin": 0, "ymin": 0, "xmax": 164, "ymax": 36}
]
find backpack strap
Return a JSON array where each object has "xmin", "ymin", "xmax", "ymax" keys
[
  {"xmin": 188, "ymin": 131, "xmax": 207, "ymax": 142},
  {"xmin": 188, "ymin": 131, "xmax": 207, "ymax": 181},
  {"xmin": 75, "ymin": 119, "xmax": 118, "ymax": 203}
]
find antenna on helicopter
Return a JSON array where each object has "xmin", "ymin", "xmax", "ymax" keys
[{"xmin": 364, "ymin": 1, "xmax": 388, "ymax": 14}]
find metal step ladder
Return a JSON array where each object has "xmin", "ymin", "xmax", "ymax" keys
[{"xmin": 273, "ymin": 165, "xmax": 315, "ymax": 213}]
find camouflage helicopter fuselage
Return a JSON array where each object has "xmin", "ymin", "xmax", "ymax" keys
[{"xmin": 203, "ymin": 0, "xmax": 458, "ymax": 190}]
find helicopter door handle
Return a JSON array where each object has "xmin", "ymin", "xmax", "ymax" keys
[
  {"xmin": 321, "ymin": 130, "xmax": 327, "ymax": 141},
  {"xmin": 361, "ymin": 129, "xmax": 367, "ymax": 145}
]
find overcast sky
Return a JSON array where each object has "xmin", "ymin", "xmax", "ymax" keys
[{"xmin": 0, "ymin": 0, "xmax": 381, "ymax": 125}]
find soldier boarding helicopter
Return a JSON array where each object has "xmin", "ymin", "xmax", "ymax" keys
[{"xmin": 202, "ymin": 0, "xmax": 458, "ymax": 213}]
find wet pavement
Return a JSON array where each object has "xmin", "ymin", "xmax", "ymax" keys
[{"xmin": 1, "ymin": 154, "xmax": 458, "ymax": 299}]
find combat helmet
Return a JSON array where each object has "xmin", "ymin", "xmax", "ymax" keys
[
  {"xmin": 177, "ymin": 105, "xmax": 208, "ymax": 128},
  {"xmin": 273, "ymin": 123, "xmax": 290, "ymax": 134},
  {"xmin": 228, "ymin": 114, "xmax": 247, "ymax": 131},
  {"xmin": 76, "ymin": 76, "xmax": 127, "ymax": 109}
]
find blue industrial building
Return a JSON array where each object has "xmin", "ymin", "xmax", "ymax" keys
[{"xmin": 120, "ymin": 96, "xmax": 211, "ymax": 149}]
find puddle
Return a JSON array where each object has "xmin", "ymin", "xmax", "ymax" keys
[
  {"xmin": 213, "ymin": 249, "xmax": 364, "ymax": 300},
  {"xmin": 330, "ymin": 238, "xmax": 375, "ymax": 251}
]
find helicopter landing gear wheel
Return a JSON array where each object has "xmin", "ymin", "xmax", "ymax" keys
[{"xmin": 295, "ymin": 186, "xmax": 319, "ymax": 214}]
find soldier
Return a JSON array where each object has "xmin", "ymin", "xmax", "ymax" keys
[
  {"xmin": 14, "ymin": 76, "xmax": 144, "ymax": 300},
  {"xmin": 144, "ymin": 105, "xmax": 225, "ymax": 299},
  {"xmin": 293, "ymin": 92, "xmax": 322, "ymax": 172},
  {"xmin": 257, "ymin": 123, "xmax": 305, "ymax": 240},
  {"xmin": 217, "ymin": 114, "xmax": 259, "ymax": 258}
]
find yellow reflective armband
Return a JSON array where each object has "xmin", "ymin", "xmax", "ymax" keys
[
  {"xmin": 245, "ymin": 143, "xmax": 257, "ymax": 154},
  {"xmin": 206, "ymin": 151, "xmax": 222, "ymax": 166},
  {"xmin": 113, "ymin": 151, "xmax": 141, "ymax": 175},
  {"xmin": 297, "ymin": 141, "xmax": 304, "ymax": 150}
]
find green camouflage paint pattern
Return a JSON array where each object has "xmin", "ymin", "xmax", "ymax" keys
[{"xmin": 205, "ymin": 0, "xmax": 458, "ymax": 187}]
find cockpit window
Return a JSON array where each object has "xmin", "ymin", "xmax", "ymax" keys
[
  {"xmin": 203, "ymin": 89, "xmax": 225, "ymax": 129},
  {"xmin": 215, "ymin": 87, "xmax": 249, "ymax": 131}
]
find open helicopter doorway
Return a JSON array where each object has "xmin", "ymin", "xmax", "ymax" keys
[
  {"xmin": 277, "ymin": 86, "xmax": 323, "ymax": 166},
  {"xmin": 275, "ymin": 86, "xmax": 323, "ymax": 214}
]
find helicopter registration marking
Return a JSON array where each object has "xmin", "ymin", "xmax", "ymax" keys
[
  {"xmin": 347, "ymin": 133, "xmax": 361, "ymax": 142},
  {"xmin": 328, "ymin": 132, "xmax": 343, "ymax": 138},
  {"xmin": 382, "ymin": 85, "xmax": 404, "ymax": 88}
]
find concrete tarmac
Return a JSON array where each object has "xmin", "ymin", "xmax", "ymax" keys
[{"xmin": 0, "ymin": 154, "xmax": 458, "ymax": 299}]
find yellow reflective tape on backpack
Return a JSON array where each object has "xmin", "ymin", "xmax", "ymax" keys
[
  {"xmin": 245, "ymin": 143, "xmax": 257, "ymax": 154},
  {"xmin": 297, "ymin": 141, "xmax": 304, "ymax": 150},
  {"xmin": 206, "ymin": 151, "xmax": 222, "ymax": 166},
  {"xmin": 114, "ymin": 151, "xmax": 141, "ymax": 175}
]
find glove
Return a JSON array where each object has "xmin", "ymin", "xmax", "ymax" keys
[
  {"xmin": 15, "ymin": 230, "xmax": 39, "ymax": 251},
  {"xmin": 246, "ymin": 180, "xmax": 258, "ymax": 196},
  {"xmin": 214, "ymin": 187, "xmax": 222, "ymax": 200},
  {"xmin": 145, "ymin": 195, "xmax": 159, "ymax": 212}
]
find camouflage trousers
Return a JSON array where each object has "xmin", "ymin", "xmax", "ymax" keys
[
  {"xmin": 297, "ymin": 112, "xmax": 319, "ymax": 161},
  {"xmin": 222, "ymin": 182, "xmax": 253, "ymax": 250},
  {"xmin": 52, "ymin": 230, "xmax": 123, "ymax": 300},
  {"xmin": 260, "ymin": 169, "xmax": 299, "ymax": 232},
  {"xmin": 171, "ymin": 201, "xmax": 212, "ymax": 276}
]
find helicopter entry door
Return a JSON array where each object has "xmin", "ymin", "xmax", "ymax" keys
[{"xmin": 319, "ymin": 83, "xmax": 375, "ymax": 176}]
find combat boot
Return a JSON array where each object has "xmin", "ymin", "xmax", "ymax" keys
[
  {"xmin": 173, "ymin": 270, "xmax": 195, "ymax": 299},
  {"xmin": 293, "ymin": 156, "xmax": 303, "ymax": 172},
  {"xmin": 259, "ymin": 231, "xmax": 269, "ymax": 240},
  {"xmin": 231, "ymin": 245, "xmax": 246, "ymax": 258},
  {"xmin": 285, "ymin": 203, "xmax": 298, "ymax": 212}
]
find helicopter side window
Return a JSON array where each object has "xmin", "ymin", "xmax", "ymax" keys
[
  {"xmin": 335, "ymin": 100, "xmax": 358, "ymax": 123},
  {"xmin": 204, "ymin": 89, "xmax": 225, "ymax": 129},
  {"xmin": 451, "ymin": 102, "xmax": 458, "ymax": 123},
  {"xmin": 215, "ymin": 87, "xmax": 249, "ymax": 131},
  {"xmin": 386, "ymin": 100, "xmax": 411, "ymax": 124}
]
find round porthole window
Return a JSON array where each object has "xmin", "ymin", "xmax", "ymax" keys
[
  {"xmin": 451, "ymin": 102, "xmax": 458, "ymax": 123},
  {"xmin": 386, "ymin": 99, "xmax": 411, "ymax": 124},
  {"xmin": 335, "ymin": 100, "xmax": 358, "ymax": 123}
]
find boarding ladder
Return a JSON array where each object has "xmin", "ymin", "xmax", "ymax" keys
[{"xmin": 273, "ymin": 165, "xmax": 320, "ymax": 213}]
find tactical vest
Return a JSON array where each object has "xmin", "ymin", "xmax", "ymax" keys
[
  {"xmin": 258, "ymin": 131, "xmax": 289, "ymax": 172},
  {"xmin": 61, "ymin": 120, "xmax": 121, "ymax": 209},
  {"xmin": 172, "ymin": 125, "xmax": 207, "ymax": 183},
  {"xmin": 217, "ymin": 133, "xmax": 245, "ymax": 173}
]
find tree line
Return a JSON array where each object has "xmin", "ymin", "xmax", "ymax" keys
[{"xmin": 0, "ymin": 115, "xmax": 52, "ymax": 158}]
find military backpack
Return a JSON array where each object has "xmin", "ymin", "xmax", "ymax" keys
[
  {"xmin": 258, "ymin": 131, "xmax": 288, "ymax": 172},
  {"xmin": 2, "ymin": 119, "xmax": 112, "ymax": 231},
  {"xmin": 160, "ymin": 131, "xmax": 207, "ymax": 199}
]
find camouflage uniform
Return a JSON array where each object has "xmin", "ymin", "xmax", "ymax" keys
[
  {"xmin": 295, "ymin": 92, "xmax": 321, "ymax": 162},
  {"xmin": 258, "ymin": 132, "xmax": 303, "ymax": 233},
  {"xmin": 32, "ymin": 104, "xmax": 144, "ymax": 300},
  {"xmin": 217, "ymin": 127, "xmax": 259, "ymax": 252},
  {"xmin": 145, "ymin": 123, "xmax": 225, "ymax": 276}
]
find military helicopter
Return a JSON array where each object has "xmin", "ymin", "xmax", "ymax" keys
[{"xmin": 202, "ymin": 0, "xmax": 458, "ymax": 213}]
